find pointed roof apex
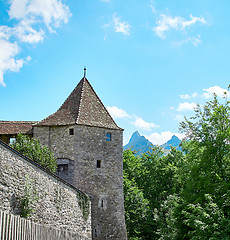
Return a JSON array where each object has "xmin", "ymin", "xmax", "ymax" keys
[
  {"xmin": 36, "ymin": 77, "xmax": 122, "ymax": 130},
  {"xmin": 84, "ymin": 67, "xmax": 86, "ymax": 78}
]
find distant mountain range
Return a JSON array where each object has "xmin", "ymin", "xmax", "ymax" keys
[{"xmin": 123, "ymin": 131, "xmax": 182, "ymax": 155}]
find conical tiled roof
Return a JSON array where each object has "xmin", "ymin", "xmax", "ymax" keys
[{"xmin": 36, "ymin": 77, "xmax": 121, "ymax": 130}]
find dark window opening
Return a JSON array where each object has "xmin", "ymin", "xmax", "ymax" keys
[
  {"xmin": 57, "ymin": 164, "xmax": 68, "ymax": 174},
  {"xmin": 95, "ymin": 229, "xmax": 97, "ymax": 237},
  {"xmin": 101, "ymin": 199, "xmax": 104, "ymax": 208},
  {"xmin": 69, "ymin": 128, "xmax": 74, "ymax": 135},
  {"xmin": 97, "ymin": 160, "xmax": 101, "ymax": 168},
  {"xmin": 106, "ymin": 132, "xmax": 111, "ymax": 142}
]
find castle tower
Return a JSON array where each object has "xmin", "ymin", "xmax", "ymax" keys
[{"xmin": 33, "ymin": 76, "xmax": 127, "ymax": 239}]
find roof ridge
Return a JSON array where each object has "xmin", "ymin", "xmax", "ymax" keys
[
  {"xmin": 81, "ymin": 78, "xmax": 121, "ymax": 130},
  {"xmin": 76, "ymin": 77, "xmax": 86, "ymax": 124}
]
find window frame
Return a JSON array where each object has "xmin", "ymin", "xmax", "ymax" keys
[{"xmin": 106, "ymin": 132, "xmax": 111, "ymax": 142}]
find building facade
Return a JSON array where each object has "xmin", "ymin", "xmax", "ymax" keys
[{"xmin": 0, "ymin": 76, "xmax": 127, "ymax": 239}]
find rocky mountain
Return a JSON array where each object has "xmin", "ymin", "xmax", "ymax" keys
[
  {"xmin": 123, "ymin": 131, "xmax": 153, "ymax": 155},
  {"xmin": 161, "ymin": 135, "xmax": 182, "ymax": 151},
  {"xmin": 124, "ymin": 131, "xmax": 182, "ymax": 155}
]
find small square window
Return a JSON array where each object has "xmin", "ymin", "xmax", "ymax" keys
[
  {"xmin": 69, "ymin": 128, "xmax": 74, "ymax": 135},
  {"xmin": 106, "ymin": 132, "xmax": 111, "ymax": 142},
  {"xmin": 97, "ymin": 160, "xmax": 101, "ymax": 168}
]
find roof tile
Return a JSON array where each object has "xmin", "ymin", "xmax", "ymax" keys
[{"xmin": 36, "ymin": 78, "xmax": 121, "ymax": 130}]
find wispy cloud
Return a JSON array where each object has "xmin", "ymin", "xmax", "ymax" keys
[
  {"xmin": 154, "ymin": 14, "xmax": 207, "ymax": 39},
  {"xmin": 113, "ymin": 15, "xmax": 131, "ymax": 36},
  {"xmin": 0, "ymin": 0, "xmax": 71, "ymax": 87},
  {"xmin": 107, "ymin": 105, "xmax": 159, "ymax": 131},
  {"xmin": 179, "ymin": 92, "xmax": 198, "ymax": 99},
  {"xmin": 172, "ymin": 35, "xmax": 202, "ymax": 47},
  {"xmin": 177, "ymin": 102, "xmax": 197, "ymax": 111},
  {"xmin": 132, "ymin": 117, "xmax": 159, "ymax": 131},
  {"xmin": 107, "ymin": 106, "xmax": 130, "ymax": 119}
]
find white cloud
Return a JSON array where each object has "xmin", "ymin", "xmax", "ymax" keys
[
  {"xmin": 15, "ymin": 20, "xmax": 45, "ymax": 43},
  {"xmin": 0, "ymin": 0, "xmax": 71, "ymax": 86},
  {"xmin": 154, "ymin": 14, "xmax": 207, "ymax": 39},
  {"xmin": 172, "ymin": 35, "xmax": 202, "ymax": 47},
  {"xmin": 145, "ymin": 131, "xmax": 185, "ymax": 145},
  {"xmin": 203, "ymin": 86, "xmax": 230, "ymax": 99},
  {"xmin": 179, "ymin": 93, "xmax": 190, "ymax": 99},
  {"xmin": 192, "ymin": 92, "xmax": 198, "ymax": 98},
  {"xmin": 179, "ymin": 91, "xmax": 198, "ymax": 99},
  {"xmin": 107, "ymin": 106, "xmax": 129, "ymax": 119},
  {"xmin": 0, "ymin": 39, "xmax": 26, "ymax": 87},
  {"xmin": 132, "ymin": 117, "xmax": 159, "ymax": 131},
  {"xmin": 113, "ymin": 15, "xmax": 131, "ymax": 36},
  {"xmin": 9, "ymin": 0, "xmax": 71, "ymax": 30},
  {"xmin": 177, "ymin": 102, "xmax": 197, "ymax": 111},
  {"xmin": 149, "ymin": 4, "xmax": 157, "ymax": 14}
]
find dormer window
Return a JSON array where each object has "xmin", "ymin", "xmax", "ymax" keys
[
  {"xmin": 106, "ymin": 132, "xmax": 111, "ymax": 142},
  {"xmin": 69, "ymin": 128, "xmax": 74, "ymax": 135}
]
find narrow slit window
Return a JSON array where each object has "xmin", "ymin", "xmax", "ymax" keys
[
  {"xmin": 106, "ymin": 132, "xmax": 111, "ymax": 142},
  {"xmin": 101, "ymin": 199, "xmax": 104, "ymax": 208},
  {"xmin": 69, "ymin": 128, "xmax": 74, "ymax": 135},
  {"xmin": 97, "ymin": 160, "xmax": 101, "ymax": 168}
]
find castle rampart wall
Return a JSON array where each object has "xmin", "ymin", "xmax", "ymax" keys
[{"xmin": 0, "ymin": 140, "xmax": 92, "ymax": 239}]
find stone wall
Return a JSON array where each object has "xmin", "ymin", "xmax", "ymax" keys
[
  {"xmin": 74, "ymin": 125, "xmax": 127, "ymax": 240},
  {"xmin": 33, "ymin": 125, "xmax": 76, "ymax": 184},
  {"xmin": 0, "ymin": 140, "xmax": 92, "ymax": 239},
  {"xmin": 33, "ymin": 124, "xmax": 127, "ymax": 239}
]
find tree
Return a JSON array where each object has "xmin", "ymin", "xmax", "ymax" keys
[
  {"xmin": 123, "ymin": 147, "xmax": 184, "ymax": 239},
  {"xmin": 11, "ymin": 133, "xmax": 57, "ymax": 173},
  {"xmin": 180, "ymin": 94, "xmax": 230, "ymax": 208},
  {"xmin": 155, "ymin": 94, "xmax": 230, "ymax": 239},
  {"xmin": 123, "ymin": 149, "xmax": 153, "ymax": 239},
  {"xmin": 124, "ymin": 93, "xmax": 230, "ymax": 239}
]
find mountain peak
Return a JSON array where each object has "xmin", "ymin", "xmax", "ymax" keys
[
  {"xmin": 124, "ymin": 131, "xmax": 152, "ymax": 155},
  {"xmin": 132, "ymin": 131, "xmax": 140, "ymax": 138},
  {"xmin": 124, "ymin": 132, "xmax": 182, "ymax": 154}
]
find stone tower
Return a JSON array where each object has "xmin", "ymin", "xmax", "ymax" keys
[{"xmin": 33, "ymin": 76, "xmax": 127, "ymax": 240}]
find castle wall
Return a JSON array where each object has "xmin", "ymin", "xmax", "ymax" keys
[
  {"xmin": 0, "ymin": 141, "xmax": 92, "ymax": 239},
  {"xmin": 74, "ymin": 125, "xmax": 127, "ymax": 240},
  {"xmin": 33, "ymin": 124, "xmax": 127, "ymax": 239},
  {"xmin": 33, "ymin": 125, "xmax": 76, "ymax": 184}
]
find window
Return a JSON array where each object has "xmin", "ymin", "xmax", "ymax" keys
[
  {"xmin": 69, "ymin": 128, "xmax": 74, "ymax": 135},
  {"xmin": 106, "ymin": 132, "xmax": 111, "ymax": 142},
  {"xmin": 57, "ymin": 164, "xmax": 68, "ymax": 174},
  {"xmin": 97, "ymin": 160, "xmax": 101, "ymax": 168},
  {"xmin": 101, "ymin": 199, "xmax": 104, "ymax": 208}
]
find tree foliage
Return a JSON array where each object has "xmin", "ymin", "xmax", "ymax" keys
[
  {"xmin": 124, "ymin": 94, "xmax": 230, "ymax": 239},
  {"xmin": 11, "ymin": 133, "xmax": 57, "ymax": 173}
]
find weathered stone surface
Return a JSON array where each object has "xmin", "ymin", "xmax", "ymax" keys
[
  {"xmin": 34, "ymin": 124, "xmax": 127, "ymax": 240},
  {"xmin": 0, "ymin": 142, "xmax": 92, "ymax": 239}
]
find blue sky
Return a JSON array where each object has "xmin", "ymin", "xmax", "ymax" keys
[{"xmin": 0, "ymin": 0, "xmax": 230, "ymax": 145}]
